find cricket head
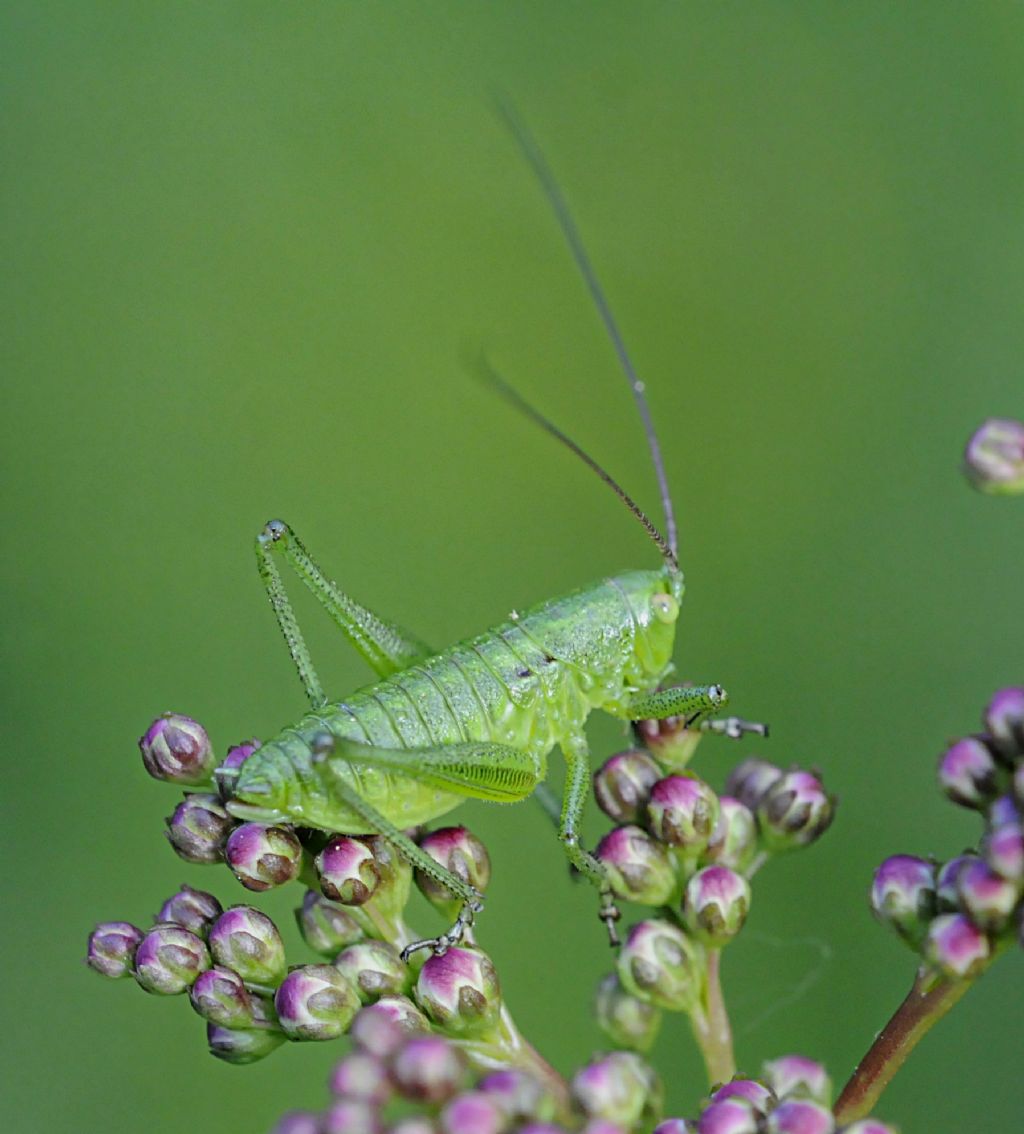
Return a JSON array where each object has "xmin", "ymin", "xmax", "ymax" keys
[
  {"xmin": 617, "ymin": 566, "xmax": 685, "ymax": 686},
  {"xmin": 225, "ymin": 748, "xmax": 293, "ymax": 825}
]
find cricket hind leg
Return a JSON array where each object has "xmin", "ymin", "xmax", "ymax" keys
[{"xmin": 255, "ymin": 519, "xmax": 434, "ymax": 706}]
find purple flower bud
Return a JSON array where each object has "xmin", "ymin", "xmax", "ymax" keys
[
  {"xmin": 646, "ymin": 775, "xmax": 720, "ymax": 852},
  {"xmin": 322, "ymin": 1099, "xmax": 383, "ymax": 1134},
  {"xmin": 165, "ymin": 792, "xmax": 234, "ymax": 864},
  {"xmin": 86, "ymin": 921, "xmax": 144, "ymax": 978},
  {"xmin": 683, "ymin": 866, "xmax": 751, "ymax": 946},
  {"xmin": 634, "ymin": 702, "xmax": 702, "ymax": 771},
  {"xmin": 839, "ymin": 1123, "xmax": 898, "ymax": 1134},
  {"xmin": 225, "ymin": 822, "xmax": 303, "ymax": 891},
  {"xmin": 955, "ymin": 857, "xmax": 1021, "ymax": 931},
  {"xmin": 207, "ymin": 1021, "xmax": 285, "ymax": 1064},
  {"xmin": 937, "ymin": 737, "xmax": 1000, "ymax": 809},
  {"xmin": 189, "ymin": 965, "xmax": 256, "ymax": 1027},
  {"xmin": 984, "ymin": 687, "xmax": 1024, "ymax": 757},
  {"xmin": 869, "ymin": 855, "xmax": 937, "ymax": 947},
  {"xmin": 316, "ymin": 836, "xmax": 381, "ymax": 905},
  {"xmin": 697, "ymin": 1098, "xmax": 760, "ymax": 1134},
  {"xmin": 275, "ymin": 963, "xmax": 360, "ymax": 1041},
  {"xmin": 725, "ymin": 759, "xmax": 784, "ymax": 811},
  {"xmin": 335, "ymin": 940, "xmax": 411, "ymax": 1003},
  {"xmin": 761, "ymin": 1056, "xmax": 831, "ymax": 1104},
  {"xmin": 710, "ymin": 1079, "xmax": 775, "ymax": 1113},
  {"xmin": 439, "ymin": 1091, "xmax": 506, "ymax": 1134},
  {"xmin": 271, "ymin": 1110, "xmax": 322, "ymax": 1134},
  {"xmin": 133, "ymin": 924, "xmax": 210, "ymax": 994},
  {"xmin": 478, "ymin": 1069, "xmax": 552, "ymax": 1122},
  {"xmin": 157, "ymin": 884, "xmax": 223, "ymax": 936},
  {"xmin": 594, "ymin": 749, "xmax": 663, "ymax": 822},
  {"xmin": 390, "ymin": 1034, "xmax": 468, "ymax": 1104},
  {"xmin": 923, "ymin": 913, "xmax": 991, "ymax": 979},
  {"xmin": 764, "ymin": 1099, "xmax": 834, "ymax": 1134},
  {"xmin": 963, "ymin": 417, "xmax": 1024, "ymax": 494},
  {"xmin": 140, "ymin": 712, "xmax": 215, "ymax": 784},
  {"xmin": 215, "ymin": 738, "xmax": 262, "ymax": 798},
  {"xmin": 935, "ymin": 854, "xmax": 979, "ymax": 912},
  {"xmin": 705, "ymin": 798, "xmax": 758, "ymax": 872},
  {"xmin": 596, "ymin": 825, "xmax": 677, "ymax": 906},
  {"xmin": 349, "ymin": 996, "xmax": 430, "ymax": 1057},
  {"xmin": 415, "ymin": 827, "xmax": 491, "ymax": 915},
  {"xmin": 388, "ymin": 1120, "xmax": 440, "ymax": 1134},
  {"xmin": 594, "ymin": 971, "xmax": 662, "ymax": 1053},
  {"xmin": 654, "ymin": 1121, "xmax": 698, "ymax": 1134},
  {"xmin": 208, "ymin": 905, "xmax": 286, "ymax": 986},
  {"xmin": 296, "ymin": 889, "xmax": 365, "ymax": 956},
  {"xmin": 617, "ymin": 919, "xmax": 702, "ymax": 1013},
  {"xmin": 757, "ymin": 771, "xmax": 835, "ymax": 851},
  {"xmin": 989, "ymin": 793, "xmax": 1021, "ymax": 828},
  {"xmin": 982, "ymin": 820, "xmax": 1024, "ymax": 882},
  {"xmin": 329, "ymin": 1050, "xmax": 392, "ymax": 1104},
  {"xmin": 571, "ymin": 1051, "xmax": 662, "ymax": 1127},
  {"xmin": 519, "ymin": 1125, "xmax": 569, "ymax": 1134},
  {"xmin": 415, "ymin": 946, "xmax": 502, "ymax": 1037}
]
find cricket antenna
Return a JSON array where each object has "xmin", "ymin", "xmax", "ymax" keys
[
  {"xmin": 494, "ymin": 94, "xmax": 680, "ymax": 562},
  {"xmin": 478, "ymin": 354, "xmax": 679, "ymax": 574}
]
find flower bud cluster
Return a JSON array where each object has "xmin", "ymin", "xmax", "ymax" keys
[
  {"xmin": 654, "ymin": 1055, "xmax": 894, "ymax": 1133},
  {"xmin": 592, "ymin": 714, "xmax": 834, "ymax": 1047},
  {"xmin": 272, "ymin": 1003, "xmax": 670, "ymax": 1134},
  {"xmin": 871, "ymin": 687, "xmax": 1024, "ymax": 980}
]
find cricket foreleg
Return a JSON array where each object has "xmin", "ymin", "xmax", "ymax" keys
[
  {"xmin": 559, "ymin": 733, "xmax": 621, "ymax": 945},
  {"xmin": 257, "ymin": 519, "xmax": 433, "ymax": 687},
  {"xmin": 699, "ymin": 715, "xmax": 769, "ymax": 740},
  {"xmin": 622, "ymin": 683, "xmax": 729, "ymax": 727}
]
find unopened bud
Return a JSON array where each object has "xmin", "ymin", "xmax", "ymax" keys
[
  {"xmin": 86, "ymin": 921, "xmax": 144, "ymax": 979},
  {"xmin": 705, "ymin": 798, "xmax": 758, "ymax": 872},
  {"xmin": 963, "ymin": 417, "xmax": 1024, "ymax": 495},
  {"xmin": 594, "ymin": 971, "xmax": 662, "ymax": 1053},
  {"xmin": 937, "ymin": 737, "xmax": 1000, "ymax": 809},
  {"xmin": 189, "ymin": 965, "xmax": 256, "ymax": 1028},
  {"xmin": 335, "ymin": 940, "xmax": 411, "ymax": 1003},
  {"xmin": 349, "ymin": 996, "xmax": 430, "ymax": 1057},
  {"xmin": 226, "ymin": 822, "xmax": 303, "ymax": 891},
  {"xmin": 709, "ymin": 1079, "xmax": 775, "ymax": 1113},
  {"xmin": 215, "ymin": 738, "xmax": 261, "ymax": 799},
  {"xmin": 391, "ymin": 1034, "xmax": 468, "ymax": 1104},
  {"xmin": 157, "ymin": 884, "xmax": 222, "ymax": 936},
  {"xmin": 683, "ymin": 866, "xmax": 751, "ymax": 946},
  {"xmin": 439, "ymin": 1090, "xmax": 506, "ymax": 1134},
  {"xmin": 316, "ymin": 836, "xmax": 380, "ymax": 905},
  {"xmin": 594, "ymin": 749, "xmax": 662, "ymax": 822},
  {"xmin": 140, "ymin": 712, "xmax": 215, "ymax": 784},
  {"xmin": 133, "ymin": 924, "xmax": 210, "ymax": 994},
  {"xmin": 415, "ymin": 946, "xmax": 502, "ymax": 1037},
  {"xmin": 207, "ymin": 1021, "xmax": 285, "ymax": 1064},
  {"xmin": 765, "ymin": 1099, "xmax": 834, "ymax": 1134},
  {"xmin": 296, "ymin": 889, "xmax": 365, "ymax": 956},
  {"xmin": 165, "ymin": 793, "xmax": 234, "ymax": 864},
  {"xmin": 328, "ymin": 1050, "xmax": 392, "ymax": 1105},
  {"xmin": 415, "ymin": 827, "xmax": 491, "ymax": 917},
  {"xmin": 646, "ymin": 774, "xmax": 719, "ymax": 853},
  {"xmin": 596, "ymin": 825, "xmax": 677, "ymax": 906},
  {"xmin": 760, "ymin": 1055, "xmax": 831, "ymax": 1105},
  {"xmin": 725, "ymin": 759, "xmax": 784, "ymax": 812},
  {"xmin": 208, "ymin": 905, "xmax": 286, "ymax": 986},
  {"xmin": 617, "ymin": 919, "xmax": 702, "ymax": 1013},
  {"xmin": 870, "ymin": 855, "xmax": 936, "ymax": 947},
  {"xmin": 955, "ymin": 857, "xmax": 1021, "ymax": 931},
  {"xmin": 571, "ymin": 1051, "xmax": 662, "ymax": 1128},
  {"xmin": 697, "ymin": 1098, "xmax": 759, "ymax": 1134},
  {"xmin": 275, "ymin": 964, "xmax": 360, "ymax": 1041},
  {"xmin": 757, "ymin": 771, "xmax": 834, "ymax": 851},
  {"xmin": 923, "ymin": 913, "xmax": 991, "ymax": 979},
  {"xmin": 984, "ymin": 687, "xmax": 1024, "ymax": 758}
]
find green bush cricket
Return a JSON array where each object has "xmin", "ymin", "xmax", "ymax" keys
[{"xmin": 227, "ymin": 105, "xmax": 764, "ymax": 959}]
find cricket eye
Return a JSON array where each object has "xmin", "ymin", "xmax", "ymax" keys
[{"xmin": 651, "ymin": 592, "xmax": 679, "ymax": 624}]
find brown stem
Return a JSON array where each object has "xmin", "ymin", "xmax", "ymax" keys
[{"xmin": 833, "ymin": 968, "xmax": 972, "ymax": 1124}]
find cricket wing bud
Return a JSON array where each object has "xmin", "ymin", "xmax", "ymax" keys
[
  {"xmin": 140, "ymin": 712, "xmax": 216, "ymax": 784},
  {"xmin": 86, "ymin": 921, "xmax": 145, "ymax": 979},
  {"xmin": 208, "ymin": 905, "xmax": 287, "ymax": 986},
  {"xmin": 225, "ymin": 822, "xmax": 303, "ymax": 891},
  {"xmin": 133, "ymin": 924, "xmax": 211, "ymax": 994},
  {"xmin": 415, "ymin": 946, "xmax": 502, "ymax": 1038},
  {"xmin": 275, "ymin": 963, "xmax": 361, "ymax": 1041}
]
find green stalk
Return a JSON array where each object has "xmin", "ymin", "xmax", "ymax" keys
[{"xmin": 689, "ymin": 948, "xmax": 736, "ymax": 1086}]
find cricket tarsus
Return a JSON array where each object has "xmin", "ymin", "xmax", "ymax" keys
[{"xmin": 400, "ymin": 895, "xmax": 485, "ymax": 961}]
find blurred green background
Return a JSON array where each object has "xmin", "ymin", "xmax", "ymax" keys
[{"xmin": 4, "ymin": 3, "xmax": 1022, "ymax": 1131}]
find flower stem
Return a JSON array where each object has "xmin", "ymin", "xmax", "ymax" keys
[
  {"xmin": 833, "ymin": 967, "xmax": 972, "ymax": 1123},
  {"xmin": 690, "ymin": 948, "xmax": 736, "ymax": 1086}
]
